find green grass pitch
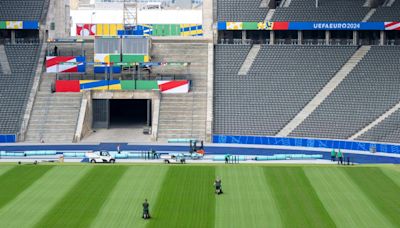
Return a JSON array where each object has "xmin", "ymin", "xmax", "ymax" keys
[{"xmin": 0, "ymin": 164, "xmax": 399, "ymax": 228}]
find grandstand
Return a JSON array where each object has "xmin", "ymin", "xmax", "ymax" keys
[
  {"xmin": 369, "ymin": 0, "xmax": 400, "ymax": 21},
  {"xmin": 0, "ymin": 44, "xmax": 40, "ymax": 135},
  {"xmin": 290, "ymin": 46, "xmax": 400, "ymax": 140},
  {"xmin": 0, "ymin": 0, "xmax": 399, "ymax": 148},
  {"xmin": 272, "ymin": 0, "xmax": 370, "ymax": 22},
  {"xmin": 214, "ymin": 45, "xmax": 357, "ymax": 136},
  {"xmin": 217, "ymin": 0, "xmax": 269, "ymax": 21},
  {"xmin": 213, "ymin": 0, "xmax": 400, "ymax": 145},
  {"xmin": 0, "ymin": 0, "xmax": 48, "ymax": 141},
  {"xmin": 0, "ymin": 0, "xmax": 46, "ymax": 21}
]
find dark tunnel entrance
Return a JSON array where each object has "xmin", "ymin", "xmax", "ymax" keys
[
  {"xmin": 109, "ymin": 99, "xmax": 151, "ymax": 128},
  {"xmin": 92, "ymin": 99, "xmax": 151, "ymax": 129}
]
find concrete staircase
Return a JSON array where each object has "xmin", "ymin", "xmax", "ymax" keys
[
  {"xmin": 283, "ymin": 0, "xmax": 292, "ymax": 7},
  {"xmin": 264, "ymin": 9, "xmax": 276, "ymax": 22},
  {"xmin": 152, "ymin": 41, "xmax": 208, "ymax": 141},
  {"xmin": 238, "ymin": 45, "xmax": 261, "ymax": 76},
  {"xmin": 260, "ymin": 0, "xmax": 270, "ymax": 8},
  {"xmin": 385, "ymin": 0, "xmax": 397, "ymax": 7},
  {"xmin": 0, "ymin": 45, "xmax": 11, "ymax": 74},
  {"xmin": 350, "ymin": 101, "xmax": 400, "ymax": 140},
  {"xmin": 362, "ymin": 8, "xmax": 376, "ymax": 22},
  {"xmin": 278, "ymin": 46, "xmax": 371, "ymax": 136},
  {"xmin": 25, "ymin": 74, "xmax": 82, "ymax": 143}
]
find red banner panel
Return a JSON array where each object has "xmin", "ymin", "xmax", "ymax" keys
[
  {"xmin": 273, "ymin": 22, "xmax": 289, "ymax": 30},
  {"xmin": 55, "ymin": 80, "xmax": 80, "ymax": 92}
]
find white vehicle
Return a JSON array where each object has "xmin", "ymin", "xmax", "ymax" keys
[
  {"xmin": 86, "ymin": 150, "xmax": 115, "ymax": 163},
  {"xmin": 163, "ymin": 154, "xmax": 186, "ymax": 164}
]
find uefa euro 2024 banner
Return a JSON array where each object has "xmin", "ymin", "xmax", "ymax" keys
[{"xmin": 217, "ymin": 21, "xmax": 400, "ymax": 31}]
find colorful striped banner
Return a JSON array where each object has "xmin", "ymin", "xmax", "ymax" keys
[
  {"xmin": 46, "ymin": 56, "xmax": 86, "ymax": 73},
  {"xmin": 217, "ymin": 21, "xmax": 396, "ymax": 31},
  {"xmin": 55, "ymin": 80, "xmax": 190, "ymax": 93},
  {"xmin": 0, "ymin": 21, "xmax": 38, "ymax": 29}
]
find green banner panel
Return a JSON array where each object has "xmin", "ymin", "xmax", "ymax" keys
[
  {"xmin": 136, "ymin": 80, "xmax": 158, "ymax": 90},
  {"xmin": 170, "ymin": 24, "xmax": 180, "ymax": 36},
  {"xmin": 122, "ymin": 55, "xmax": 145, "ymax": 63},
  {"xmin": 120, "ymin": 80, "xmax": 136, "ymax": 90},
  {"xmin": 109, "ymin": 54, "xmax": 121, "ymax": 63},
  {"xmin": 243, "ymin": 22, "xmax": 258, "ymax": 30},
  {"xmin": 0, "ymin": 21, "xmax": 6, "ymax": 29}
]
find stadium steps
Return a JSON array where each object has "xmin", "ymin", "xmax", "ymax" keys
[
  {"xmin": 385, "ymin": 0, "xmax": 397, "ymax": 6},
  {"xmin": 350, "ymin": 101, "xmax": 400, "ymax": 140},
  {"xmin": 238, "ymin": 45, "xmax": 261, "ymax": 76},
  {"xmin": 25, "ymin": 74, "xmax": 82, "ymax": 143},
  {"xmin": 0, "ymin": 45, "xmax": 11, "ymax": 74},
  {"xmin": 260, "ymin": 0, "xmax": 271, "ymax": 8},
  {"xmin": 152, "ymin": 41, "xmax": 208, "ymax": 142},
  {"xmin": 283, "ymin": 0, "xmax": 292, "ymax": 7},
  {"xmin": 264, "ymin": 9, "xmax": 276, "ymax": 22},
  {"xmin": 362, "ymin": 8, "xmax": 376, "ymax": 22},
  {"xmin": 278, "ymin": 46, "xmax": 371, "ymax": 136}
]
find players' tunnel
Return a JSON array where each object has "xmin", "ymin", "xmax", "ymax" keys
[{"xmin": 92, "ymin": 99, "xmax": 151, "ymax": 129}]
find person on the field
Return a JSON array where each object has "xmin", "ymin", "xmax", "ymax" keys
[
  {"xmin": 338, "ymin": 149, "xmax": 343, "ymax": 165},
  {"xmin": 143, "ymin": 199, "xmax": 150, "ymax": 219},
  {"xmin": 331, "ymin": 149, "xmax": 336, "ymax": 162},
  {"xmin": 225, "ymin": 154, "xmax": 229, "ymax": 164},
  {"xmin": 214, "ymin": 177, "xmax": 223, "ymax": 194}
]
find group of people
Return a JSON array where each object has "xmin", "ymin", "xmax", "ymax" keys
[
  {"xmin": 331, "ymin": 149, "xmax": 345, "ymax": 164},
  {"xmin": 142, "ymin": 177, "xmax": 224, "ymax": 219}
]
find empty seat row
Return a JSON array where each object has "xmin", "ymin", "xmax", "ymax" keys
[
  {"xmin": 213, "ymin": 44, "xmax": 357, "ymax": 136},
  {"xmin": 0, "ymin": 44, "xmax": 40, "ymax": 134},
  {"xmin": 290, "ymin": 46, "xmax": 400, "ymax": 142}
]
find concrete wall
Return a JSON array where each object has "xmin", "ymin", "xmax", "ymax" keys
[
  {"xmin": 202, "ymin": 0, "xmax": 213, "ymax": 39},
  {"xmin": 206, "ymin": 42, "xmax": 214, "ymax": 142},
  {"xmin": 175, "ymin": 0, "xmax": 192, "ymax": 9},
  {"xmin": 74, "ymin": 91, "xmax": 93, "ymax": 142},
  {"xmin": 47, "ymin": 0, "xmax": 71, "ymax": 39},
  {"xmin": 70, "ymin": 0, "xmax": 80, "ymax": 10},
  {"xmin": 87, "ymin": 90, "xmax": 161, "ymax": 141}
]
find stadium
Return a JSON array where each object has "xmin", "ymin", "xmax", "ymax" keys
[{"xmin": 0, "ymin": 0, "xmax": 400, "ymax": 227}]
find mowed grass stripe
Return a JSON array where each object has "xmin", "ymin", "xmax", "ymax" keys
[
  {"xmin": 0, "ymin": 165, "xmax": 14, "ymax": 176},
  {"xmin": 380, "ymin": 166, "xmax": 400, "ymax": 188},
  {"xmin": 264, "ymin": 167, "xmax": 335, "ymax": 228},
  {"xmin": 345, "ymin": 167, "xmax": 400, "ymax": 226},
  {"xmin": 0, "ymin": 165, "xmax": 53, "ymax": 209},
  {"xmin": 215, "ymin": 166, "xmax": 282, "ymax": 228},
  {"xmin": 147, "ymin": 166, "xmax": 215, "ymax": 228},
  {"xmin": 304, "ymin": 167, "xmax": 393, "ymax": 228},
  {"xmin": 0, "ymin": 166, "xmax": 91, "ymax": 228},
  {"xmin": 90, "ymin": 166, "xmax": 168, "ymax": 228},
  {"xmin": 35, "ymin": 166, "xmax": 127, "ymax": 228}
]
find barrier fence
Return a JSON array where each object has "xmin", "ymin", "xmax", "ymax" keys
[{"xmin": 213, "ymin": 135, "xmax": 400, "ymax": 154}]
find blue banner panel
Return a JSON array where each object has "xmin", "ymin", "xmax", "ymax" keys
[
  {"xmin": 76, "ymin": 56, "xmax": 86, "ymax": 73},
  {"xmin": 22, "ymin": 21, "xmax": 39, "ymax": 29},
  {"xmin": 213, "ymin": 135, "xmax": 400, "ymax": 154},
  {"xmin": 288, "ymin": 22, "xmax": 384, "ymax": 30},
  {"xmin": 94, "ymin": 66, "xmax": 121, "ymax": 74},
  {"xmin": 0, "ymin": 135, "xmax": 16, "ymax": 143},
  {"xmin": 217, "ymin": 22, "xmax": 227, "ymax": 30}
]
